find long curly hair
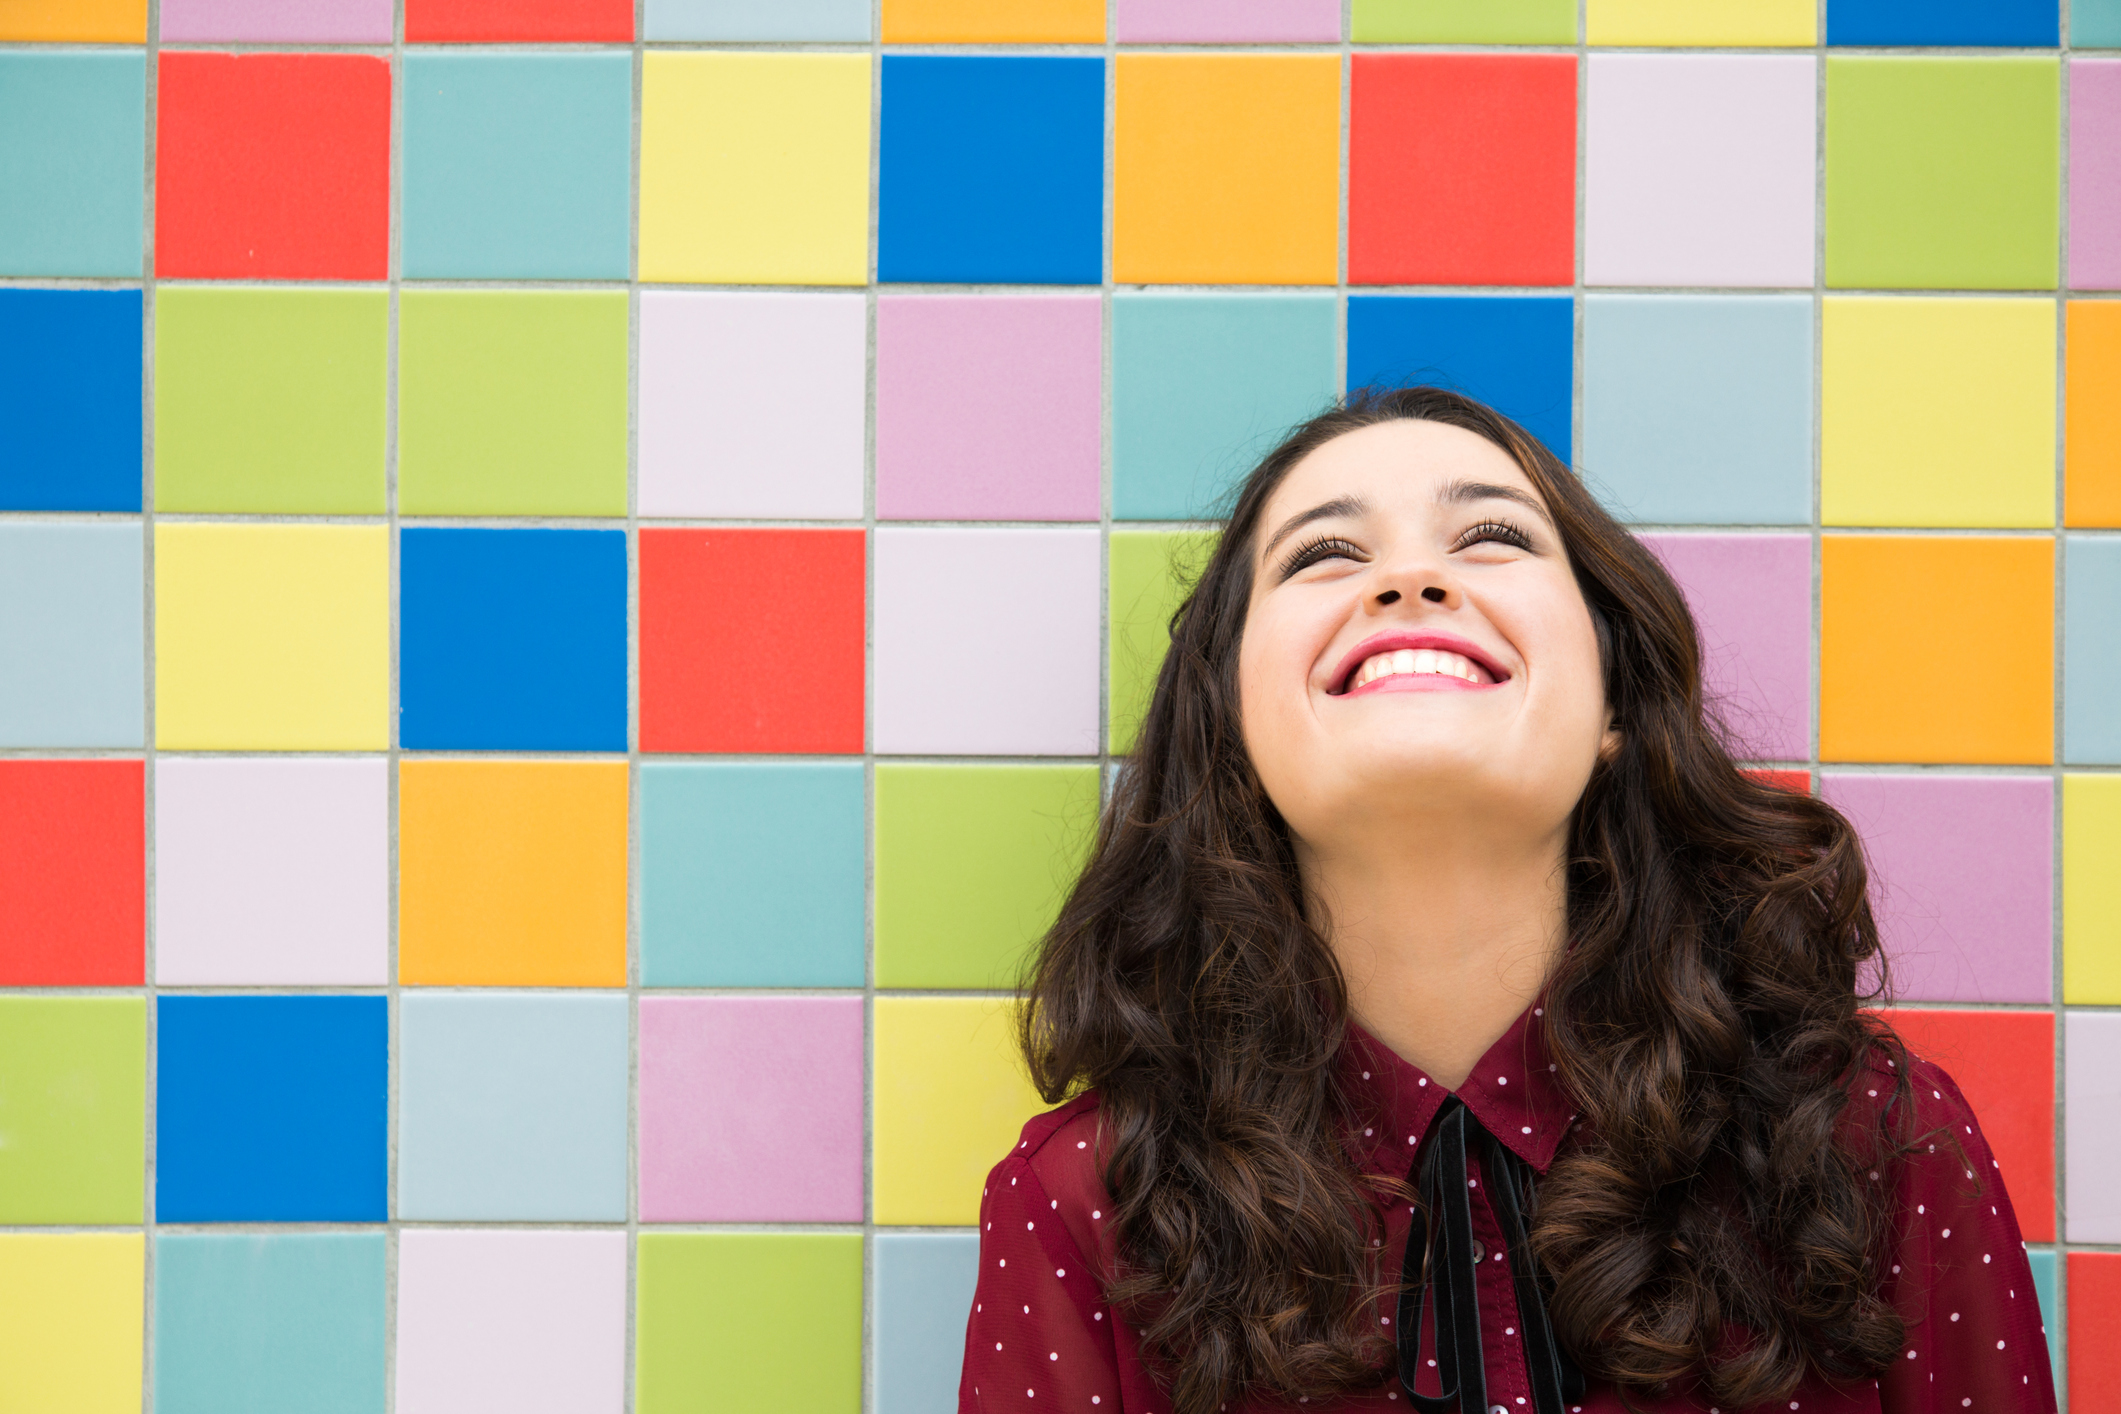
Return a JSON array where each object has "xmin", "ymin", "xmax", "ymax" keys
[{"xmin": 1019, "ymin": 386, "xmax": 1913, "ymax": 1411}]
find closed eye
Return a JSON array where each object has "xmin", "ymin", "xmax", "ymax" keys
[
  {"xmin": 1451, "ymin": 519, "xmax": 1533, "ymax": 554},
  {"xmin": 1277, "ymin": 535, "xmax": 1366, "ymax": 581}
]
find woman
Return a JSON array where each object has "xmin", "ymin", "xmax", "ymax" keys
[{"xmin": 960, "ymin": 388, "xmax": 2053, "ymax": 1414}]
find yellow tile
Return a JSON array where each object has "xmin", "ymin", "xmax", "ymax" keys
[
  {"xmin": 0, "ymin": 1234, "xmax": 142, "ymax": 1414},
  {"xmin": 640, "ymin": 53, "xmax": 870, "ymax": 287},
  {"xmin": 1819, "ymin": 535, "xmax": 2053, "ymax": 765},
  {"xmin": 1586, "ymin": 0, "xmax": 1814, "ymax": 44},
  {"xmin": 882, "ymin": 0, "xmax": 1102, "ymax": 42},
  {"xmin": 2065, "ymin": 776, "xmax": 2121, "ymax": 1004},
  {"xmin": 0, "ymin": 0, "xmax": 146, "ymax": 41},
  {"xmin": 398, "ymin": 760, "xmax": 629, "ymax": 987},
  {"xmin": 154, "ymin": 524, "xmax": 388, "ymax": 750},
  {"xmin": 1114, "ymin": 56, "xmax": 1341, "ymax": 287},
  {"xmin": 1821, "ymin": 298, "xmax": 2056, "ymax": 529},
  {"xmin": 873, "ymin": 996, "xmax": 1048, "ymax": 1226}
]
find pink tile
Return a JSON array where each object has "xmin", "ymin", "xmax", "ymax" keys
[
  {"xmin": 153, "ymin": 758, "xmax": 388, "ymax": 986},
  {"xmin": 1585, "ymin": 54, "xmax": 1816, "ymax": 288},
  {"xmin": 1115, "ymin": 0, "xmax": 1339, "ymax": 41},
  {"xmin": 1821, "ymin": 774, "xmax": 2053, "ymax": 1006},
  {"xmin": 2071, "ymin": 60, "xmax": 2121, "ymax": 291},
  {"xmin": 874, "ymin": 527, "xmax": 1102, "ymax": 756},
  {"xmin": 1640, "ymin": 533, "xmax": 1811, "ymax": 762},
  {"xmin": 876, "ymin": 296, "xmax": 1101, "ymax": 522},
  {"xmin": 160, "ymin": 0, "xmax": 393, "ymax": 40},
  {"xmin": 638, "ymin": 996, "xmax": 864, "ymax": 1223},
  {"xmin": 395, "ymin": 1230, "xmax": 626, "ymax": 1414},
  {"xmin": 639, "ymin": 291, "xmax": 867, "ymax": 520}
]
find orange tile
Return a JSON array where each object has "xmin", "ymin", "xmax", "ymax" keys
[
  {"xmin": 2068, "ymin": 300, "xmax": 2121, "ymax": 528},
  {"xmin": 398, "ymin": 760, "xmax": 628, "ymax": 987},
  {"xmin": 1820, "ymin": 536, "xmax": 2053, "ymax": 764},
  {"xmin": 881, "ymin": 0, "xmax": 1102, "ymax": 42},
  {"xmin": 1114, "ymin": 55, "xmax": 1341, "ymax": 286},
  {"xmin": 0, "ymin": 0, "xmax": 146, "ymax": 41}
]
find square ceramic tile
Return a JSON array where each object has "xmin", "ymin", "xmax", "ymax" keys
[
  {"xmin": 1883, "ymin": 1007, "xmax": 2053, "ymax": 1241},
  {"xmin": 1584, "ymin": 55, "xmax": 1815, "ymax": 288},
  {"xmin": 2068, "ymin": 1011, "xmax": 2121, "ymax": 1241},
  {"xmin": 638, "ymin": 997, "xmax": 864, "ymax": 1222},
  {"xmin": 874, "ymin": 528, "xmax": 1101, "ymax": 755},
  {"xmin": 1117, "ymin": 0, "xmax": 1337, "ymax": 40},
  {"xmin": 0, "ymin": 523, "xmax": 143, "ymax": 748},
  {"xmin": 638, "ymin": 292, "xmax": 865, "ymax": 519},
  {"xmin": 874, "ymin": 1233, "xmax": 981, "ymax": 1414},
  {"xmin": 2071, "ymin": 1253, "xmax": 2121, "ymax": 1396},
  {"xmin": 162, "ymin": 0, "xmax": 391, "ymax": 39},
  {"xmin": 405, "ymin": 0, "xmax": 629, "ymax": 39},
  {"xmin": 0, "ymin": 1236, "xmax": 143, "ymax": 1414},
  {"xmin": 1352, "ymin": 0, "xmax": 1574, "ymax": 42},
  {"xmin": 645, "ymin": 0, "xmax": 869, "ymax": 38},
  {"xmin": 154, "ymin": 759, "xmax": 386, "ymax": 986},
  {"xmin": 882, "ymin": 0, "xmax": 1101, "ymax": 41},
  {"xmin": 0, "ymin": 53, "xmax": 145, "ymax": 277},
  {"xmin": 635, "ymin": 1234, "xmax": 862, "ymax": 1413},
  {"xmin": 399, "ymin": 993, "xmax": 629, "ymax": 1221},
  {"xmin": 1109, "ymin": 531, "xmax": 1217, "ymax": 751},
  {"xmin": 0, "ymin": 998, "xmax": 145, "ymax": 1224},
  {"xmin": 873, "ymin": 997, "xmax": 1047, "ymax": 1225},
  {"xmin": 1346, "ymin": 296, "xmax": 1574, "ymax": 458},
  {"xmin": 1639, "ymin": 535, "xmax": 1811, "ymax": 762},
  {"xmin": 2083, "ymin": 0, "xmax": 2121, "ymax": 45},
  {"xmin": 0, "ymin": 289, "xmax": 141, "ymax": 511},
  {"xmin": 877, "ymin": 296, "xmax": 1101, "ymax": 521},
  {"xmin": 2074, "ymin": 61, "xmax": 2121, "ymax": 291},
  {"xmin": 1827, "ymin": 0, "xmax": 2057, "ymax": 45},
  {"xmin": 2068, "ymin": 538, "xmax": 2121, "ymax": 764},
  {"xmin": 395, "ymin": 1231, "xmax": 626, "ymax": 1414},
  {"xmin": 1822, "ymin": 775, "xmax": 2053, "ymax": 1004},
  {"xmin": 2064, "ymin": 776, "xmax": 2121, "ymax": 1003},
  {"xmin": 1586, "ymin": 0, "xmax": 1814, "ymax": 43},
  {"xmin": 0, "ymin": 761, "xmax": 143, "ymax": 986},
  {"xmin": 2069, "ymin": 300, "xmax": 2121, "ymax": 527}
]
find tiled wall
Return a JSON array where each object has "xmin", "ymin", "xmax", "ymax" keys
[{"xmin": 2, "ymin": 0, "xmax": 2120, "ymax": 1409}]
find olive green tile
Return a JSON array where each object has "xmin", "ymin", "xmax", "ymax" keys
[
  {"xmin": 1352, "ymin": 0, "xmax": 1575, "ymax": 42},
  {"xmin": 0, "ymin": 997, "xmax": 145, "ymax": 1223},
  {"xmin": 1109, "ymin": 529, "xmax": 1215, "ymax": 756},
  {"xmin": 635, "ymin": 1233, "xmax": 860, "ymax": 1414}
]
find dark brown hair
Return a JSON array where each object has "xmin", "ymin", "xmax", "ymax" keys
[{"xmin": 1020, "ymin": 387, "xmax": 1912, "ymax": 1411}]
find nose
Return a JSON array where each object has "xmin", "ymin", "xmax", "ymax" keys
[{"xmin": 1368, "ymin": 558, "xmax": 1459, "ymax": 612}]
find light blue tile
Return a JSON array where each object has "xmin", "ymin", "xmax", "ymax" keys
[
  {"xmin": 0, "ymin": 522, "xmax": 143, "ymax": 747},
  {"xmin": 1113, "ymin": 294, "xmax": 1339, "ymax": 521},
  {"xmin": 640, "ymin": 761, "xmax": 866, "ymax": 987},
  {"xmin": 0, "ymin": 53, "xmax": 145, "ymax": 277},
  {"xmin": 2026, "ymin": 1247, "xmax": 2058, "ymax": 1371},
  {"xmin": 645, "ymin": 0, "xmax": 870, "ymax": 39},
  {"xmin": 2081, "ymin": 0, "xmax": 2121, "ymax": 44},
  {"xmin": 401, "ymin": 54, "xmax": 632, "ymax": 279},
  {"xmin": 1582, "ymin": 294, "xmax": 1814, "ymax": 526},
  {"xmin": 2067, "ymin": 538, "xmax": 2121, "ymax": 764},
  {"xmin": 397, "ymin": 992, "xmax": 629, "ymax": 1221},
  {"xmin": 155, "ymin": 1233, "xmax": 385, "ymax": 1414},
  {"xmin": 875, "ymin": 1232, "xmax": 980, "ymax": 1414}
]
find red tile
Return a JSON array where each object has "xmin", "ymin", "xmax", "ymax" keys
[
  {"xmin": 1744, "ymin": 768, "xmax": 1812, "ymax": 793},
  {"xmin": 2070, "ymin": 1253, "xmax": 2121, "ymax": 1406},
  {"xmin": 1349, "ymin": 54, "xmax": 1577, "ymax": 287},
  {"xmin": 156, "ymin": 54, "xmax": 389, "ymax": 280},
  {"xmin": 640, "ymin": 529, "xmax": 865, "ymax": 755},
  {"xmin": 405, "ymin": 0, "xmax": 631, "ymax": 41},
  {"xmin": 0, "ymin": 762, "xmax": 144, "ymax": 986},
  {"xmin": 1881, "ymin": 1008, "xmax": 2054, "ymax": 1242}
]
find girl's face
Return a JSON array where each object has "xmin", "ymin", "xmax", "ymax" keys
[{"xmin": 1238, "ymin": 419, "xmax": 1618, "ymax": 855}]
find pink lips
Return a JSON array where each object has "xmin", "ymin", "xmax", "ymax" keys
[{"xmin": 1327, "ymin": 630, "xmax": 1511, "ymax": 697}]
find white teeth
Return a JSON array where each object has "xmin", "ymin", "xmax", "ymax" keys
[{"xmin": 1348, "ymin": 647, "xmax": 1491, "ymax": 689}]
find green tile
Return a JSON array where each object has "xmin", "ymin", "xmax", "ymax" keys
[
  {"xmin": 1352, "ymin": 0, "xmax": 1575, "ymax": 42},
  {"xmin": 398, "ymin": 291, "xmax": 628, "ymax": 517},
  {"xmin": 636, "ymin": 1233, "xmax": 860, "ymax": 1414},
  {"xmin": 0, "ymin": 997, "xmax": 145, "ymax": 1223},
  {"xmin": 1109, "ymin": 530, "xmax": 1215, "ymax": 756},
  {"xmin": 874, "ymin": 764, "xmax": 1100, "ymax": 990},
  {"xmin": 155, "ymin": 289, "xmax": 387, "ymax": 515},
  {"xmin": 1824, "ymin": 57, "xmax": 2059, "ymax": 291}
]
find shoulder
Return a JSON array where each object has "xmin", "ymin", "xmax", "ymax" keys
[{"xmin": 982, "ymin": 1092, "xmax": 1116, "ymax": 1275}]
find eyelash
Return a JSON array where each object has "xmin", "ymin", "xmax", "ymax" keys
[
  {"xmin": 1453, "ymin": 518, "xmax": 1534, "ymax": 553},
  {"xmin": 1277, "ymin": 519, "xmax": 1534, "ymax": 580}
]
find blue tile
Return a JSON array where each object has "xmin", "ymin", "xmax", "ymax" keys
[
  {"xmin": 1346, "ymin": 295, "xmax": 1575, "ymax": 460},
  {"xmin": 156, "ymin": 997, "xmax": 386, "ymax": 1223},
  {"xmin": 2081, "ymin": 0, "xmax": 2121, "ymax": 44},
  {"xmin": 2067, "ymin": 538, "xmax": 2121, "ymax": 764},
  {"xmin": 1112, "ymin": 294, "xmax": 1340, "ymax": 521},
  {"xmin": 874, "ymin": 1232, "xmax": 981, "ymax": 1414},
  {"xmin": 640, "ymin": 762, "xmax": 867, "ymax": 987},
  {"xmin": 880, "ymin": 56, "xmax": 1104, "ymax": 285},
  {"xmin": 397, "ymin": 992, "xmax": 629, "ymax": 1221},
  {"xmin": 400, "ymin": 528, "xmax": 628, "ymax": 752},
  {"xmin": 645, "ymin": 0, "xmax": 870, "ymax": 37},
  {"xmin": 0, "ymin": 523, "xmax": 143, "ymax": 748},
  {"xmin": 402, "ymin": 54, "xmax": 632, "ymax": 280},
  {"xmin": 1827, "ymin": 0, "xmax": 2059, "ymax": 45},
  {"xmin": 0, "ymin": 289, "xmax": 142, "ymax": 511},
  {"xmin": 1582, "ymin": 295, "xmax": 1814, "ymax": 526},
  {"xmin": 2026, "ymin": 1247, "xmax": 2058, "ymax": 1370},
  {"xmin": 0, "ymin": 53, "xmax": 144, "ymax": 277},
  {"xmin": 155, "ymin": 1234, "xmax": 385, "ymax": 1414}
]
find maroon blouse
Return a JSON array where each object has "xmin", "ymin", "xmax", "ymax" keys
[{"xmin": 961, "ymin": 1006, "xmax": 2055, "ymax": 1414}]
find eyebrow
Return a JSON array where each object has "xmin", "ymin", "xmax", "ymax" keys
[
  {"xmin": 1258, "ymin": 494, "xmax": 1370, "ymax": 562},
  {"xmin": 1435, "ymin": 478, "xmax": 1555, "ymax": 529}
]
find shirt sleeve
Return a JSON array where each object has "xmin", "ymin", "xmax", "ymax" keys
[
  {"xmin": 1877, "ymin": 1061, "xmax": 2057, "ymax": 1414},
  {"xmin": 962, "ymin": 1152, "xmax": 1127, "ymax": 1413}
]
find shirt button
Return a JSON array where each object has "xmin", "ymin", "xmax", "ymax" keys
[{"xmin": 1469, "ymin": 1240, "xmax": 1485, "ymax": 1263}]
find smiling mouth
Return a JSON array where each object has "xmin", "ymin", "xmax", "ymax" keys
[{"xmin": 1345, "ymin": 647, "xmax": 1496, "ymax": 691}]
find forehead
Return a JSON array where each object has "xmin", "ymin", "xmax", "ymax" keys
[{"xmin": 1261, "ymin": 419, "xmax": 1540, "ymax": 531}]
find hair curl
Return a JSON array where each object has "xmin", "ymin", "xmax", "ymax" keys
[{"xmin": 1019, "ymin": 387, "xmax": 1915, "ymax": 1412}]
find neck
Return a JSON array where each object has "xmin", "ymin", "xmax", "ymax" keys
[{"xmin": 1300, "ymin": 819, "xmax": 1568, "ymax": 1091}]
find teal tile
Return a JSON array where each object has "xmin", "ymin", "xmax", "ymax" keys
[
  {"xmin": 640, "ymin": 762, "xmax": 866, "ymax": 988},
  {"xmin": 2027, "ymin": 1247, "xmax": 2058, "ymax": 1370},
  {"xmin": 402, "ymin": 53, "xmax": 632, "ymax": 279},
  {"xmin": 1582, "ymin": 295, "xmax": 1814, "ymax": 526},
  {"xmin": 875, "ymin": 1233, "xmax": 980, "ymax": 1414},
  {"xmin": 398, "ymin": 992, "xmax": 629, "ymax": 1221},
  {"xmin": 2067, "ymin": 538, "xmax": 2121, "ymax": 764},
  {"xmin": 2082, "ymin": 0, "xmax": 2121, "ymax": 44},
  {"xmin": 0, "ymin": 523, "xmax": 143, "ymax": 748},
  {"xmin": 645, "ymin": 0, "xmax": 870, "ymax": 37},
  {"xmin": 0, "ymin": 53, "xmax": 145, "ymax": 277},
  {"xmin": 1112, "ymin": 293, "xmax": 1339, "ymax": 521},
  {"xmin": 154, "ymin": 1233, "xmax": 385, "ymax": 1414}
]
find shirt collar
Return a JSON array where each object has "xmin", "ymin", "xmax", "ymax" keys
[{"xmin": 1341, "ymin": 1002, "xmax": 1576, "ymax": 1177}]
